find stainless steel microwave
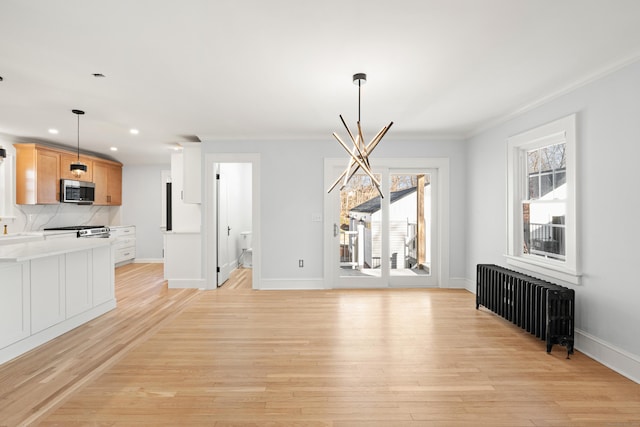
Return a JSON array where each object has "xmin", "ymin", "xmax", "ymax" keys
[{"xmin": 61, "ymin": 179, "xmax": 95, "ymax": 204}]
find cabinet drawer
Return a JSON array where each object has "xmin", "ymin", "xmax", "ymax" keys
[
  {"xmin": 114, "ymin": 237, "xmax": 136, "ymax": 250},
  {"xmin": 115, "ymin": 246, "xmax": 136, "ymax": 263}
]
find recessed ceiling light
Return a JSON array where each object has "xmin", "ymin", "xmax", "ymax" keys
[
  {"xmin": 48, "ymin": 128, "xmax": 59, "ymax": 134},
  {"xmin": 130, "ymin": 129, "xmax": 139, "ymax": 135},
  {"xmin": 110, "ymin": 146, "xmax": 118, "ymax": 152}
]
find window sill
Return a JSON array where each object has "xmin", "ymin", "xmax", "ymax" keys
[{"xmin": 504, "ymin": 255, "xmax": 581, "ymax": 285}]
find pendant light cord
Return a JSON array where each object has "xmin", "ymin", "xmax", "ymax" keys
[
  {"xmin": 358, "ymin": 80, "xmax": 361, "ymax": 123},
  {"xmin": 76, "ymin": 113, "xmax": 80, "ymax": 161}
]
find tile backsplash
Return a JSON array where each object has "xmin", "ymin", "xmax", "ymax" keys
[{"xmin": 9, "ymin": 204, "xmax": 121, "ymax": 232}]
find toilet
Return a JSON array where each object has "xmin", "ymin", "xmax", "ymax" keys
[{"xmin": 240, "ymin": 231, "xmax": 252, "ymax": 268}]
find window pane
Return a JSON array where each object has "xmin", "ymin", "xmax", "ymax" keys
[
  {"xmin": 527, "ymin": 150, "xmax": 540, "ymax": 174},
  {"xmin": 528, "ymin": 176, "xmax": 539, "ymax": 200},
  {"xmin": 541, "ymin": 172, "xmax": 553, "ymax": 198},
  {"xmin": 523, "ymin": 201, "xmax": 566, "ymax": 260}
]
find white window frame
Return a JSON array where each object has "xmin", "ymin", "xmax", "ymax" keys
[{"xmin": 506, "ymin": 114, "xmax": 580, "ymax": 284}]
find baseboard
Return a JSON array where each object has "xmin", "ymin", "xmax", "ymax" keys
[
  {"xmin": 133, "ymin": 258, "xmax": 163, "ymax": 263},
  {"xmin": 575, "ymin": 329, "xmax": 640, "ymax": 384},
  {"xmin": 259, "ymin": 278, "xmax": 325, "ymax": 290},
  {"xmin": 168, "ymin": 278, "xmax": 206, "ymax": 289},
  {"xmin": 447, "ymin": 277, "xmax": 473, "ymax": 290}
]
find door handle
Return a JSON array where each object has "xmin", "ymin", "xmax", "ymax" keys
[
  {"xmin": 333, "ymin": 223, "xmax": 338, "ymax": 237},
  {"xmin": 227, "ymin": 226, "xmax": 231, "ymax": 236}
]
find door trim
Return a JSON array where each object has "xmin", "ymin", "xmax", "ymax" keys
[{"xmin": 323, "ymin": 157, "xmax": 450, "ymax": 288}]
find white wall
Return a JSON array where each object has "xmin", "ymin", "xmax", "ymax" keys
[
  {"xmin": 467, "ymin": 59, "xmax": 640, "ymax": 381},
  {"xmin": 121, "ymin": 164, "xmax": 168, "ymax": 261},
  {"xmin": 202, "ymin": 138, "xmax": 467, "ymax": 283}
]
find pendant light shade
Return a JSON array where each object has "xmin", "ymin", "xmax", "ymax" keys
[{"xmin": 70, "ymin": 109, "xmax": 87, "ymax": 178}]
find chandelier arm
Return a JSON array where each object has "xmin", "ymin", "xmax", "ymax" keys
[
  {"xmin": 356, "ymin": 122, "xmax": 370, "ymax": 168},
  {"xmin": 341, "ymin": 136, "xmax": 361, "ymax": 189},
  {"xmin": 367, "ymin": 122, "xmax": 394, "ymax": 153},
  {"xmin": 333, "ymin": 133, "xmax": 381, "ymax": 188},
  {"xmin": 339, "ymin": 115, "xmax": 357, "ymax": 146}
]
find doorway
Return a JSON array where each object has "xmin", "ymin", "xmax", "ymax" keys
[
  {"xmin": 324, "ymin": 158, "xmax": 449, "ymax": 288},
  {"xmin": 204, "ymin": 154, "xmax": 261, "ymax": 290}
]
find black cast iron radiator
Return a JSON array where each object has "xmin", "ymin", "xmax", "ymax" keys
[{"xmin": 476, "ymin": 264, "xmax": 575, "ymax": 357}]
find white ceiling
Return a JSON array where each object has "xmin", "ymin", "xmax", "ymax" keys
[{"xmin": 1, "ymin": 0, "xmax": 640, "ymax": 165}]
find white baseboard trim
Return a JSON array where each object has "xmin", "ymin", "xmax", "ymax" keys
[
  {"xmin": 447, "ymin": 277, "xmax": 473, "ymax": 290},
  {"xmin": 259, "ymin": 278, "xmax": 325, "ymax": 290},
  {"xmin": 168, "ymin": 278, "xmax": 206, "ymax": 289},
  {"xmin": 133, "ymin": 258, "xmax": 163, "ymax": 263},
  {"xmin": 575, "ymin": 329, "xmax": 640, "ymax": 384}
]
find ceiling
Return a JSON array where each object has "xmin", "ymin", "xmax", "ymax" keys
[{"xmin": 1, "ymin": 0, "xmax": 640, "ymax": 165}]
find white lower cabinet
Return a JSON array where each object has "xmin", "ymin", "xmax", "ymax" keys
[
  {"xmin": 31, "ymin": 256, "xmax": 65, "ymax": 334},
  {"xmin": 0, "ymin": 244, "xmax": 116, "ymax": 365},
  {"xmin": 93, "ymin": 245, "xmax": 114, "ymax": 305},
  {"xmin": 110, "ymin": 225, "xmax": 136, "ymax": 266},
  {"xmin": 0, "ymin": 263, "xmax": 30, "ymax": 350},
  {"xmin": 65, "ymin": 250, "xmax": 92, "ymax": 318}
]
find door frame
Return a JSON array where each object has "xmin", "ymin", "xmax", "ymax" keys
[
  {"xmin": 323, "ymin": 157, "xmax": 450, "ymax": 288},
  {"xmin": 204, "ymin": 153, "xmax": 261, "ymax": 290}
]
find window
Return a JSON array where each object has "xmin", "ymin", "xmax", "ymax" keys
[{"xmin": 506, "ymin": 114, "xmax": 579, "ymax": 284}]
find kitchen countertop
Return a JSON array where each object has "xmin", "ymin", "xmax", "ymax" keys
[{"xmin": 0, "ymin": 237, "xmax": 115, "ymax": 263}]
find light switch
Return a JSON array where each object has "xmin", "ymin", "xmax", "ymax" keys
[{"xmin": 311, "ymin": 213, "xmax": 322, "ymax": 222}]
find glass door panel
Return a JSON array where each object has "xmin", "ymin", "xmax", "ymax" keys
[
  {"xmin": 338, "ymin": 173, "xmax": 382, "ymax": 279},
  {"xmin": 388, "ymin": 173, "xmax": 432, "ymax": 277}
]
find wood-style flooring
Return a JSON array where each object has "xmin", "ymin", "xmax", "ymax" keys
[{"xmin": 2, "ymin": 264, "xmax": 640, "ymax": 426}]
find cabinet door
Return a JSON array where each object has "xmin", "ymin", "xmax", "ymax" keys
[
  {"xmin": 92, "ymin": 245, "xmax": 113, "ymax": 305},
  {"xmin": 60, "ymin": 153, "xmax": 93, "ymax": 182},
  {"xmin": 107, "ymin": 164, "xmax": 122, "ymax": 205},
  {"xmin": 0, "ymin": 263, "xmax": 30, "ymax": 349},
  {"xmin": 31, "ymin": 256, "xmax": 65, "ymax": 334},
  {"xmin": 65, "ymin": 251, "xmax": 92, "ymax": 318},
  {"xmin": 36, "ymin": 149, "xmax": 60, "ymax": 204},
  {"xmin": 93, "ymin": 162, "xmax": 109, "ymax": 205},
  {"xmin": 93, "ymin": 162, "xmax": 122, "ymax": 206}
]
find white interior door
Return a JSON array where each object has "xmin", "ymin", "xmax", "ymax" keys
[{"xmin": 216, "ymin": 167, "xmax": 231, "ymax": 286}]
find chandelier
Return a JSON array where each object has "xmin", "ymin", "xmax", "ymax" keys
[{"xmin": 327, "ymin": 73, "xmax": 393, "ymax": 198}]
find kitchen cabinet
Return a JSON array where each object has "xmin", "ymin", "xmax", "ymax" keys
[
  {"xmin": 182, "ymin": 143, "xmax": 201, "ymax": 204},
  {"xmin": 60, "ymin": 153, "xmax": 94, "ymax": 182},
  {"xmin": 14, "ymin": 143, "xmax": 122, "ymax": 205},
  {"xmin": 15, "ymin": 144, "xmax": 61, "ymax": 204},
  {"xmin": 170, "ymin": 152, "xmax": 201, "ymax": 231},
  {"xmin": 93, "ymin": 161, "xmax": 122, "ymax": 206},
  {"xmin": 110, "ymin": 225, "xmax": 136, "ymax": 265}
]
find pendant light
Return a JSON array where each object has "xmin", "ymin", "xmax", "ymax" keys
[
  {"xmin": 327, "ymin": 73, "xmax": 393, "ymax": 198},
  {"xmin": 70, "ymin": 109, "xmax": 87, "ymax": 178}
]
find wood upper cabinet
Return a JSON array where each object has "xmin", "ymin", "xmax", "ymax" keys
[
  {"xmin": 14, "ymin": 143, "xmax": 122, "ymax": 206},
  {"xmin": 93, "ymin": 161, "xmax": 122, "ymax": 206},
  {"xmin": 60, "ymin": 153, "xmax": 93, "ymax": 182},
  {"xmin": 15, "ymin": 144, "xmax": 61, "ymax": 204}
]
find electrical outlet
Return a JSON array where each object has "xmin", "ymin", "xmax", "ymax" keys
[{"xmin": 299, "ymin": 259, "xmax": 304, "ymax": 268}]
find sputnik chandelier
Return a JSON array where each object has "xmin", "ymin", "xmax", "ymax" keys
[{"xmin": 327, "ymin": 73, "xmax": 393, "ymax": 198}]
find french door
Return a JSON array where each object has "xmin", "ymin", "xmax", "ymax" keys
[{"xmin": 325, "ymin": 161, "xmax": 440, "ymax": 288}]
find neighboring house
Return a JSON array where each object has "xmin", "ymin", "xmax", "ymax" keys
[{"xmin": 345, "ymin": 184, "xmax": 432, "ymax": 271}]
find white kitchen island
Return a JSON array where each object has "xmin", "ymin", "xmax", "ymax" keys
[{"xmin": 0, "ymin": 237, "xmax": 116, "ymax": 364}]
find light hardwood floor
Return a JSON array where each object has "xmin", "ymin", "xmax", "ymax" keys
[{"xmin": 2, "ymin": 264, "xmax": 640, "ymax": 426}]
